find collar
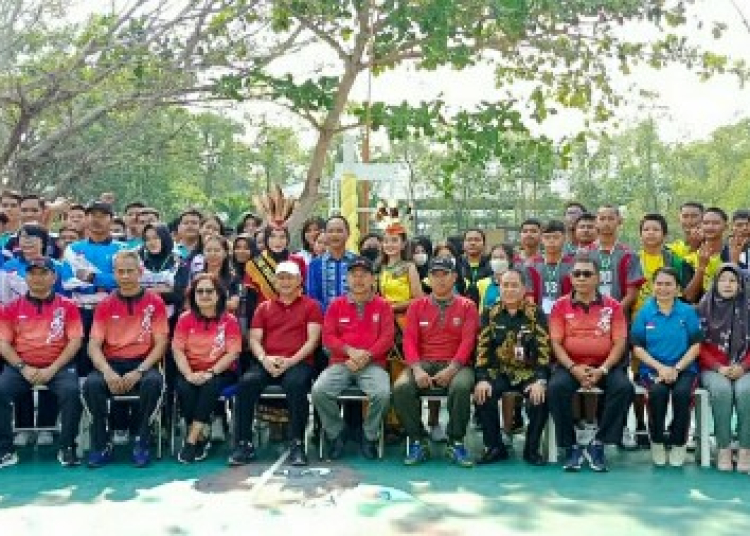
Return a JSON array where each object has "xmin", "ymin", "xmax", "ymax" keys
[
  {"xmin": 116, "ymin": 288, "xmax": 145, "ymax": 301},
  {"xmin": 430, "ymin": 294, "xmax": 455, "ymax": 308},
  {"xmin": 571, "ymin": 291, "xmax": 604, "ymax": 309},
  {"xmin": 346, "ymin": 292, "xmax": 373, "ymax": 306},
  {"xmin": 323, "ymin": 250, "xmax": 356, "ymax": 263},
  {"xmin": 275, "ymin": 294, "xmax": 301, "ymax": 308},
  {"xmin": 87, "ymin": 236, "xmax": 113, "ymax": 245},
  {"xmin": 25, "ymin": 292, "xmax": 55, "ymax": 306}
]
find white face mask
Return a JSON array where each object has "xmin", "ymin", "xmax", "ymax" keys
[
  {"xmin": 490, "ymin": 259, "xmax": 510, "ymax": 273},
  {"xmin": 413, "ymin": 253, "xmax": 428, "ymax": 266}
]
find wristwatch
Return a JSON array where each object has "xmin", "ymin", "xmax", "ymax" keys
[{"xmin": 598, "ymin": 365, "xmax": 609, "ymax": 375}]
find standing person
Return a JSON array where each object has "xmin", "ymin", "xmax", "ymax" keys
[
  {"xmin": 572, "ymin": 212, "xmax": 598, "ymax": 251},
  {"xmin": 306, "ymin": 216, "xmax": 357, "ymax": 312},
  {"xmin": 516, "ymin": 219, "xmax": 544, "ymax": 265},
  {"xmin": 298, "ymin": 217, "xmax": 325, "ymax": 266},
  {"xmin": 697, "ymin": 264, "xmax": 750, "ymax": 472},
  {"xmin": 82, "ymin": 251, "xmax": 169, "ymax": 468},
  {"xmin": 528, "ymin": 220, "xmax": 574, "ymax": 316},
  {"xmin": 547, "ymin": 253, "xmax": 633, "ymax": 472},
  {"xmin": 311, "ymin": 257, "xmax": 394, "ymax": 460},
  {"xmin": 200, "ymin": 215, "xmax": 226, "ymax": 241},
  {"xmin": 478, "ymin": 244, "xmax": 515, "ymax": 311},
  {"xmin": 175, "ymin": 209, "xmax": 203, "ymax": 260},
  {"xmin": 474, "ymin": 269, "xmax": 551, "ymax": 465},
  {"xmin": 231, "ymin": 262, "xmax": 322, "ymax": 466},
  {"xmin": 199, "ymin": 235, "xmax": 238, "ymax": 312},
  {"xmin": 0, "ymin": 258, "xmax": 83, "ymax": 468},
  {"xmin": 172, "ymin": 274, "xmax": 241, "ymax": 463},
  {"xmin": 563, "ymin": 202, "xmax": 587, "ymax": 254},
  {"xmin": 412, "ymin": 236, "xmax": 432, "ymax": 293},
  {"xmin": 631, "ymin": 267, "xmax": 702, "ymax": 467},
  {"xmin": 65, "ymin": 204, "xmax": 88, "ymax": 239},
  {"xmin": 395, "ymin": 257, "xmax": 478, "ymax": 467},
  {"xmin": 139, "ymin": 223, "xmax": 189, "ymax": 321},
  {"xmin": 122, "ymin": 202, "xmax": 146, "ymax": 249},
  {"xmin": 722, "ymin": 209, "xmax": 750, "ymax": 270},
  {"xmin": 683, "ymin": 207, "xmax": 727, "ymax": 303},
  {"xmin": 246, "ymin": 226, "xmax": 306, "ymax": 309},
  {"xmin": 236, "ymin": 212, "xmax": 262, "ymax": 237},
  {"xmin": 458, "ymin": 229, "xmax": 492, "ymax": 306},
  {"xmin": 137, "ymin": 208, "xmax": 160, "ymax": 228},
  {"xmin": 0, "ymin": 190, "xmax": 22, "ymax": 249},
  {"xmin": 669, "ymin": 202, "xmax": 704, "ymax": 259},
  {"xmin": 230, "ymin": 234, "xmax": 258, "ymax": 343}
]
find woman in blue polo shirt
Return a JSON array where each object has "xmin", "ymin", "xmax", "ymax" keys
[{"xmin": 631, "ymin": 266, "xmax": 703, "ymax": 467}]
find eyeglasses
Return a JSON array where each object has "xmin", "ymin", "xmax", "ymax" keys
[
  {"xmin": 571, "ymin": 270, "xmax": 595, "ymax": 279},
  {"xmin": 196, "ymin": 288, "xmax": 216, "ymax": 295}
]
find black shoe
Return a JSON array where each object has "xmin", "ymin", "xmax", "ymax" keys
[
  {"xmin": 327, "ymin": 431, "xmax": 346, "ymax": 460},
  {"xmin": 523, "ymin": 450, "xmax": 547, "ymax": 466},
  {"xmin": 636, "ymin": 429, "xmax": 651, "ymax": 449},
  {"xmin": 360, "ymin": 439, "xmax": 379, "ymax": 460},
  {"xmin": 289, "ymin": 441, "xmax": 308, "ymax": 467},
  {"xmin": 178, "ymin": 442, "xmax": 197, "ymax": 464},
  {"xmin": 228, "ymin": 441, "xmax": 256, "ymax": 466},
  {"xmin": 476, "ymin": 446, "xmax": 509, "ymax": 465},
  {"xmin": 57, "ymin": 446, "xmax": 80, "ymax": 467},
  {"xmin": 194, "ymin": 437, "xmax": 211, "ymax": 462}
]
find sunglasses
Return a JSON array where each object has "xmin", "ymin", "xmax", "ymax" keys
[
  {"xmin": 196, "ymin": 288, "xmax": 216, "ymax": 295},
  {"xmin": 571, "ymin": 270, "xmax": 595, "ymax": 279}
]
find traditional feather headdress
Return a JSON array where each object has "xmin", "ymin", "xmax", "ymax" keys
[
  {"xmin": 252, "ymin": 185, "xmax": 296, "ymax": 229},
  {"xmin": 375, "ymin": 199, "xmax": 413, "ymax": 235}
]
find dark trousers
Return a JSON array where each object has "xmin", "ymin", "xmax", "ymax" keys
[
  {"xmin": 476, "ymin": 375, "xmax": 548, "ymax": 455},
  {"xmin": 176, "ymin": 372, "xmax": 235, "ymax": 427},
  {"xmin": 548, "ymin": 366, "xmax": 634, "ymax": 448},
  {"xmin": 14, "ymin": 384, "xmax": 58, "ymax": 428},
  {"xmin": 75, "ymin": 308, "xmax": 95, "ymax": 376},
  {"xmin": 82, "ymin": 360, "xmax": 164, "ymax": 451},
  {"xmin": 0, "ymin": 365, "xmax": 81, "ymax": 452},
  {"xmin": 646, "ymin": 371, "xmax": 696, "ymax": 446},
  {"xmin": 235, "ymin": 362, "xmax": 313, "ymax": 442}
]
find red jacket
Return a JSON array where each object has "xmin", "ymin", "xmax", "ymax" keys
[{"xmin": 699, "ymin": 342, "xmax": 750, "ymax": 371}]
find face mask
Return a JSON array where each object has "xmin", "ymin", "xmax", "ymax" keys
[
  {"xmin": 490, "ymin": 259, "xmax": 510, "ymax": 273},
  {"xmin": 360, "ymin": 247, "xmax": 380, "ymax": 262},
  {"xmin": 413, "ymin": 253, "xmax": 428, "ymax": 266}
]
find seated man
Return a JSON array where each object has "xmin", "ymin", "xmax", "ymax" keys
[
  {"xmin": 83, "ymin": 251, "xmax": 169, "ymax": 468},
  {"xmin": 474, "ymin": 269, "xmax": 551, "ymax": 466},
  {"xmin": 231, "ymin": 261, "xmax": 323, "ymax": 467},
  {"xmin": 548, "ymin": 253, "xmax": 634, "ymax": 472},
  {"xmin": 0, "ymin": 258, "xmax": 83, "ymax": 468},
  {"xmin": 394, "ymin": 257, "xmax": 478, "ymax": 467},
  {"xmin": 311, "ymin": 256, "xmax": 394, "ymax": 460}
]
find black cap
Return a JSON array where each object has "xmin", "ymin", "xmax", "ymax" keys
[
  {"xmin": 85, "ymin": 201, "xmax": 114, "ymax": 216},
  {"xmin": 27, "ymin": 256, "xmax": 55, "ymax": 272},
  {"xmin": 347, "ymin": 256, "xmax": 374, "ymax": 273},
  {"xmin": 429, "ymin": 257, "xmax": 457, "ymax": 273}
]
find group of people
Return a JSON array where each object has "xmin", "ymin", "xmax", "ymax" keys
[{"xmin": 0, "ymin": 188, "xmax": 749, "ymax": 476}]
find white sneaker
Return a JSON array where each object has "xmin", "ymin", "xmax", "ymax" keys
[
  {"xmin": 113, "ymin": 430, "xmax": 130, "ymax": 446},
  {"xmin": 621, "ymin": 427, "xmax": 637, "ymax": 450},
  {"xmin": 429, "ymin": 424, "xmax": 447, "ymax": 443},
  {"xmin": 36, "ymin": 431, "xmax": 54, "ymax": 446},
  {"xmin": 13, "ymin": 431, "xmax": 32, "ymax": 447},
  {"xmin": 211, "ymin": 416, "xmax": 226, "ymax": 442},
  {"xmin": 686, "ymin": 426, "xmax": 696, "ymax": 451},
  {"xmin": 651, "ymin": 443, "xmax": 667, "ymax": 466},
  {"xmin": 669, "ymin": 445, "xmax": 687, "ymax": 467}
]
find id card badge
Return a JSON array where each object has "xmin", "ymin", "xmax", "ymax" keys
[
  {"xmin": 514, "ymin": 344, "xmax": 525, "ymax": 362},
  {"xmin": 598, "ymin": 284, "xmax": 612, "ymax": 296},
  {"xmin": 542, "ymin": 297, "xmax": 554, "ymax": 315}
]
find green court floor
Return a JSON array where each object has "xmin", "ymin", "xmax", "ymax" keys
[{"xmin": 1, "ymin": 433, "xmax": 749, "ymax": 536}]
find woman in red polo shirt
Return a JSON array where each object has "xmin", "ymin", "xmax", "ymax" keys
[{"xmin": 172, "ymin": 274, "xmax": 242, "ymax": 463}]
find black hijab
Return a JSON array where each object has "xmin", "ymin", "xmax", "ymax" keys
[
  {"xmin": 697, "ymin": 263, "xmax": 750, "ymax": 363},
  {"xmin": 140, "ymin": 223, "xmax": 176, "ymax": 271}
]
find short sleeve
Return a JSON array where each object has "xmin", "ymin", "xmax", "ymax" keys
[
  {"xmin": 89, "ymin": 300, "xmax": 108, "ymax": 340},
  {"xmin": 610, "ymin": 301, "xmax": 628, "ymax": 340},
  {"xmin": 0, "ymin": 303, "xmax": 13, "ymax": 342},
  {"xmin": 549, "ymin": 300, "xmax": 566, "ymax": 342},
  {"xmin": 151, "ymin": 295, "xmax": 169, "ymax": 336},
  {"xmin": 225, "ymin": 315, "xmax": 242, "ymax": 354},
  {"xmin": 172, "ymin": 313, "xmax": 190, "ymax": 352},
  {"xmin": 685, "ymin": 306, "xmax": 704, "ymax": 345},
  {"xmin": 306, "ymin": 299, "xmax": 324, "ymax": 324},
  {"xmin": 64, "ymin": 300, "xmax": 83, "ymax": 339},
  {"xmin": 250, "ymin": 302, "xmax": 267, "ymax": 330},
  {"xmin": 630, "ymin": 308, "xmax": 648, "ymax": 348}
]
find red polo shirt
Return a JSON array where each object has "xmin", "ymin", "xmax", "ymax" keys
[
  {"xmin": 323, "ymin": 295, "xmax": 395, "ymax": 367},
  {"xmin": 251, "ymin": 295, "xmax": 323, "ymax": 362},
  {"xmin": 90, "ymin": 290, "xmax": 169, "ymax": 359},
  {"xmin": 403, "ymin": 295, "xmax": 479, "ymax": 366},
  {"xmin": 0, "ymin": 294, "xmax": 83, "ymax": 367},
  {"xmin": 549, "ymin": 294, "xmax": 627, "ymax": 366},
  {"xmin": 173, "ymin": 311, "xmax": 242, "ymax": 372}
]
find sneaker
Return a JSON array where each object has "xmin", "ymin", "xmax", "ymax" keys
[
  {"xmin": 113, "ymin": 430, "xmax": 129, "ymax": 446},
  {"xmin": 686, "ymin": 427, "xmax": 696, "ymax": 451},
  {"xmin": 585, "ymin": 441, "xmax": 609, "ymax": 472},
  {"xmin": 194, "ymin": 437, "xmax": 211, "ymax": 462},
  {"xmin": 446, "ymin": 442, "xmax": 474, "ymax": 468},
  {"xmin": 177, "ymin": 442, "xmax": 197, "ymax": 464},
  {"xmin": 429, "ymin": 424, "xmax": 448, "ymax": 443},
  {"xmin": 13, "ymin": 431, "xmax": 31, "ymax": 447},
  {"xmin": 57, "ymin": 446, "xmax": 80, "ymax": 467},
  {"xmin": 651, "ymin": 443, "xmax": 667, "ymax": 466},
  {"xmin": 562, "ymin": 445, "xmax": 585, "ymax": 472},
  {"xmin": 132, "ymin": 437, "xmax": 151, "ymax": 468},
  {"xmin": 360, "ymin": 439, "xmax": 379, "ymax": 460},
  {"xmin": 210, "ymin": 416, "xmax": 226, "ymax": 442},
  {"xmin": 36, "ymin": 431, "xmax": 54, "ymax": 446},
  {"xmin": 0, "ymin": 451, "xmax": 19, "ymax": 468},
  {"xmin": 737, "ymin": 448, "xmax": 750, "ymax": 473},
  {"xmin": 289, "ymin": 440, "xmax": 309, "ymax": 466},
  {"xmin": 404, "ymin": 440, "xmax": 430, "ymax": 466},
  {"xmin": 227, "ymin": 441, "xmax": 256, "ymax": 466},
  {"xmin": 87, "ymin": 444, "xmax": 113, "ymax": 469},
  {"xmin": 620, "ymin": 427, "xmax": 638, "ymax": 451},
  {"xmin": 477, "ymin": 445, "xmax": 509, "ymax": 465},
  {"xmin": 717, "ymin": 448, "xmax": 733, "ymax": 471},
  {"xmin": 669, "ymin": 445, "xmax": 687, "ymax": 467}
]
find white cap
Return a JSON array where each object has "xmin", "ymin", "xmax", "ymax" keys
[{"xmin": 275, "ymin": 261, "xmax": 301, "ymax": 276}]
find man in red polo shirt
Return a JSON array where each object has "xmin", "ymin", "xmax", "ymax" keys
[
  {"xmin": 0, "ymin": 258, "xmax": 83, "ymax": 468},
  {"xmin": 394, "ymin": 257, "xmax": 479, "ymax": 467},
  {"xmin": 82, "ymin": 250, "xmax": 169, "ymax": 468},
  {"xmin": 312, "ymin": 256, "xmax": 394, "ymax": 460},
  {"xmin": 548, "ymin": 253, "xmax": 633, "ymax": 473},
  {"xmin": 230, "ymin": 261, "xmax": 323, "ymax": 467}
]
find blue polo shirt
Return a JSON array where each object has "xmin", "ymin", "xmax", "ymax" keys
[{"xmin": 630, "ymin": 297, "xmax": 703, "ymax": 376}]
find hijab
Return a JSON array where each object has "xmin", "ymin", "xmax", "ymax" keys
[
  {"xmin": 140, "ymin": 223, "xmax": 176, "ymax": 271},
  {"xmin": 263, "ymin": 226, "xmax": 290, "ymax": 264},
  {"xmin": 697, "ymin": 263, "xmax": 750, "ymax": 363}
]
